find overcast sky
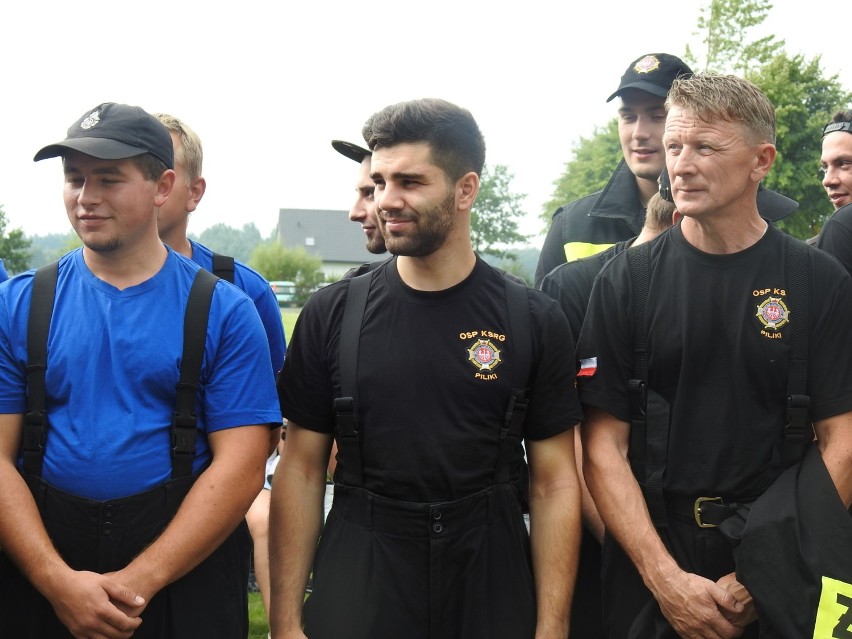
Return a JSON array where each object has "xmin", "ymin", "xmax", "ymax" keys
[{"xmin": 2, "ymin": 0, "xmax": 849, "ymax": 249}]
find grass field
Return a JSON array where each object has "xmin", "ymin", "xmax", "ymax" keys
[
  {"xmin": 254, "ymin": 310, "xmax": 298, "ymax": 638},
  {"xmin": 281, "ymin": 307, "xmax": 300, "ymax": 342},
  {"xmin": 248, "ymin": 592, "xmax": 269, "ymax": 637}
]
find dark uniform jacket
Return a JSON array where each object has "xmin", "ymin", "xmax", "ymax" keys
[{"xmin": 535, "ymin": 160, "xmax": 642, "ymax": 286}]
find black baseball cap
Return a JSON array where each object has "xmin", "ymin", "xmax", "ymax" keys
[
  {"xmin": 34, "ymin": 102, "xmax": 174, "ymax": 169},
  {"xmin": 607, "ymin": 53, "xmax": 693, "ymax": 103},
  {"xmin": 331, "ymin": 139, "xmax": 371, "ymax": 163}
]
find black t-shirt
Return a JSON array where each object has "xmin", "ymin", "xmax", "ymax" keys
[
  {"xmin": 540, "ymin": 240, "xmax": 631, "ymax": 339},
  {"xmin": 279, "ymin": 256, "xmax": 582, "ymax": 502},
  {"xmin": 815, "ymin": 202, "xmax": 852, "ymax": 277},
  {"xmin": 578, "ymin": 223, "xmax": 852, "ymax": 498}
]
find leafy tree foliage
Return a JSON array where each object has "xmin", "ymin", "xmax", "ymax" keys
[
  {"xmin": 540, "ymin": 120, "xmax": 621, "ymax": 227},
  {"xmin": 192, "ymin": 223, "xmax": 262, "ymax": 263},
  {"xmin": 0, "ymin": 206, "xmax": 33, "ymax": 274},
  {"xmin": 470, "ymin": 164, "xmax": 528, "ymax": 258},
  {"xmin": 249, "ymin": 243, "xmax": 324, "ymax": 305},
  {"xmin": 685, "ymin": 0, "xmax": 783, "ymax": 73},
  {"xmin": 750, "ymin": 54, "xmax": 851, "ymax": 238}
]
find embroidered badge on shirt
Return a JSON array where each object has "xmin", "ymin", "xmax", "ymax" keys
[
  {"xmin": 467, "ymin": 338, "xmax": 502, "ymax": 372},
  {"xmin": 755, "ymin": 296, "xmax": 790, "ymax": 332},
  {"xmin": 634, "ymin": 55, "xmax": 661, "ymax": 74},
  {"xmin": 80, "ymin": 110, "xmax": 101, "ymax": 130}
]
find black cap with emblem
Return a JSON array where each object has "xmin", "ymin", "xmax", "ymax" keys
[
  {"xmin": 34, "ymin": 102, "xmax": 174, "ymax": 169},
  {"xmin": 607, "ymin": 53, "xmax": 693, "ymax": 103}
]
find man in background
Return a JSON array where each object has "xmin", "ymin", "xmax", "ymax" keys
[
  {"xmin": 535, "ymin": 52, "xmax": 692, "ymax": 285},
  {"xmin": 819, "ymin": 109, "xmax": 852, "ymax": 212},
  {"xmin": 154, "ymin": 112, "xmax": 286, "ymax": 627}
]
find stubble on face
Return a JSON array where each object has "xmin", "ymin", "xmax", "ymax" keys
[{"xmin": 381, "ymin": 188, "xmax": 456, "ymax": 257}]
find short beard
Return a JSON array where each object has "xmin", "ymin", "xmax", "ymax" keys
[
  {"xmin": 366, "ymin": 235, "xmax": 387, "ymax": 255},
  {"xmin": 383, "ymin": 190, "xmax": 455, "ymax": 257}
]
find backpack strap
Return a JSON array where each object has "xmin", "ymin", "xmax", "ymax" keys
[
  {"xmin": 211, "ymin": 253, "xmax": 235, "ymax": 284},
  {"xmin": 626, "ymin": 242, "xmax": 669, "ymax": 528},
  {"xmin": 780, "ymin": 234, "xmax": 811, "ymax": 470},
  {"xmin": 492, "ymin": 276, "xmax": 532, "ymax": 486},
  {"xmin": 333, "ymin": 270, "xmax": 373, "ymax": 487},
  {"xmin": 171, "ymin": 268, "xmax": 219, "ymax": 479},
  {"xmin": 23, "ymin": 261, "xmax": 59, "ymax": 477}
]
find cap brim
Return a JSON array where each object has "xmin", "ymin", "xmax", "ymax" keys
[
  {"xmin": 606, "ymin": 81, "xmax": 669, "ymax": 103},
  {"xmin": 34, "ymin": 138, "xmax": 148, "ymax": 162},
  {"xmin": 757, "ymin": 185, "xmax": 798, "ymax": 222},
  {"xmin": 331, "ymin": 139, "xmax": 371, "ymax": 164}
]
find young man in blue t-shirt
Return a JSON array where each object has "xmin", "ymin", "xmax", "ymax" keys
[{"xmin": 0, "ymin": 102, "xmax": 281, "ymax": 638}]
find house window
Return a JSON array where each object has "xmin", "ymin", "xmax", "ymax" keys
[{"xmin": 306, "ymin": 237, "xmax": 315, "ymax": 246}]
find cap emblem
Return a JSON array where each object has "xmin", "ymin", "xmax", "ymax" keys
[
  {"xmin": 80, "ymin": 110, "xmax": 101, "ymax": 131},
  {"xmin": 634, "ymin": 55, "xmax": 661, "ymax": 74}
]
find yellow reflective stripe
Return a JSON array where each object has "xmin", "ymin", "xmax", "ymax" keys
[
  {"xmin": 563, "ymin": 242, "xmax": 615, "ymax": 262},
  {"xmin": 813, "ymin": 575, "xmax": 852, "ymax": 637}
]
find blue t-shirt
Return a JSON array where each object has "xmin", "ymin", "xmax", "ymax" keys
[
  {"xmin": 190, "ymin": 240, "xmax": 286, "ymax": 374},
  {"xmin": 0, "ymin": 259, "xmax": 8, "ymax": 283},
  {"xmin": 0, "ymin": 248, "xmax": 282, "ymax": 499}
]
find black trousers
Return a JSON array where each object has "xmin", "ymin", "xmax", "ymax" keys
[
  {"xmin": 304, "ymin": 483, "xmax": 537, "ymax": 639},
  {"xmin": 570, "ymin": 527, "xmax": 604, "ymax": 638},
  {"xmin": 600, "ymin": 508, "xmax": 759, "ymax": 639},
  {"xmin": 0, "ymin": 477, "xmax": 250, "ymax": 639}
]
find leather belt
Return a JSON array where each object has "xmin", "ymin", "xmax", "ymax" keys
[{"xmin": 666, "ymin": 495, "xmax": 750, "ymax": 528}]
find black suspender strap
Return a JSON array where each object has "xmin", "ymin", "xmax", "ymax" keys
[
  {"xmin": 171, "ymin": 268, "xmax": 219, "ymax": 479},
  {"xmin": 781, "ymin": 235, "xmax": 811, "ymax": 469},
  {"xmin": 24, "ymin": 261, "xmax": 59, "ymax": 477},
  {"xmin": 626, "ymin": 242, "xmax": 669, "ymax": 528},
  {"xmin": 333, "ymin": 271, "xmax": 373, "ymax": 487},
  {"xmin": 211, "ymin": 253, "xmax": 235, "ymax": 284},
  {"xmin": 492, "ymin": 277, "xmax": 532, "ymax": 485}
]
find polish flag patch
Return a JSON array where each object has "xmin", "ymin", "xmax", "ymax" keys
[{"xmin": 577, "ymin": 357, "xmax": 597, "ymax": 377}]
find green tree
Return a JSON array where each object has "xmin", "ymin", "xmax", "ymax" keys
[
  {"xmin": 684, "ymin": 0, "xmax": 783, "ymax": 73},
  {"xmin": 750, "ymin": 53, "xmax": 851, "ymax": 239},
  {"xmin": 0, "ymin": 205, "xmax": 33, "ymax": 274},
  {"xmin": 249, "ymin": 243, "xmax": 324, "ymax": 305},
  {"xmin": 540, "ymin": 120, "xmax": 621, "ymax": 227},
  {"xmin": 470, "ymin": 164, "xmax": 529, "ymax": 259},
  {"xmin": 27, "ymin": 231, "xmax": 85, "ymax": 269},
  {"xmin": 193, "ymin": 223, "xmax": 262, "ymax": 262}
]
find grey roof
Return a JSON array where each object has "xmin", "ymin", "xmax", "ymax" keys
[{"xmin": 277, "ymin": 208, "xmax": 377, "ymax": 264}]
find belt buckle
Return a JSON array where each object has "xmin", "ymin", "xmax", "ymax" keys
[{"xmin": 694, "ymin": 496, "xmax": 722, "ymax": 528}]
